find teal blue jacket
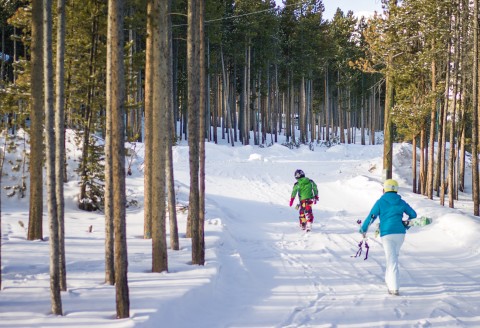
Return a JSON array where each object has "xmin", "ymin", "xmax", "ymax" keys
[
  {"xmin": 361, "ymin": 192, "xmax": 417, "ymax": 237},
  {"xmin": 291, "ymin": 177, "xmax": 318, "ymax": 201}
]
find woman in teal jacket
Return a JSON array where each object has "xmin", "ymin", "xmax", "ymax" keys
[
  {"xmin": 289, "ymin": 169, "xmax": 318, "ymax": 231},
  {"xmin": 360, "ymin": 179, "xmax": 417, "ymax": 296}
]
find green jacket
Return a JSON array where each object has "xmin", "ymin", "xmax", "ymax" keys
[{"xmin": 291, "ymin": 177, "xmax": 318, "ymax": 201}]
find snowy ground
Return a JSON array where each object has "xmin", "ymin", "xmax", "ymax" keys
[{"xmin": 1, "ymin": 130, "xmax": 480, "ymax": 328}]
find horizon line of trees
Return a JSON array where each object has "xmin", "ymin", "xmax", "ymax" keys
[{"xmin": 1, "ymin": 0, "xmax": 480, "ymax": 319}]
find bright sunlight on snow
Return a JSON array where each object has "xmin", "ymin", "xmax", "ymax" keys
[{"xmin": 1, "ymin": 129, "xmax": 480, "ymax": 327}]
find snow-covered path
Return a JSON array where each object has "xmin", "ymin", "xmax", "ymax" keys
[
  {"xmin": 161, "ymin": 142, "xmax": 480, "ymax": 327},
  {"xmin": 1, "ymin": 140, "xmax": 480, "ymax": 327}
]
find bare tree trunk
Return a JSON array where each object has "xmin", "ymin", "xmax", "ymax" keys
[
  {"xmin": 151, "ymin": 0, "xmax": 168, "ymax": 273},
  {"xmin": 28, "ymin": 0, "xmax": 44, "ymax": 241},
  {"xmin": 412, "ymin": 136, "xmax": 417, "ymax": 193},
  {"xmin": 384, "ymin": 53, "xmax": 394, "ymax": 180},
  {"xmin": 361, "ymin": 77, "xmax": 366, "ymax": 145},
  {"xmin": 419, "ymin": 129, "xmax": 426, "ymax": 195},
  {"xmin": 0, "ymin": 131, "xmax": 5, "ymax": 289},
  {"xmin": 166, "ymin": 2, "xmax": 179, "ymax": 251},
  {"xmin": 458, "ymin": 75, "xmax": 466, "ymax": 193},
  {"xmin": 325, "ymin": 68, "xmax": 330, "ymax": 142},
  {"xmin": 108, "ymin": 0, "xmax": 129, "ymax": 318},
  {"xmin": 299, "ymin": 75, "xmax": 306, "ymax": 143},
  {"xmin": 55, "ymin": 0, "xmax": 67, "ymax": 292},
  {"xmin": 243, "ymin": 43, "xmax": 248, "ymax": 145},
  {"xmin": 143, "ymin": 0, "xmax": 154, "ymax": 239},
  {"xmin": 246, "ymin": 44, "xmax": 251, "ymax": 144},
  {"xmin": 440, "ymin": 18, "xmax": 452, "ymax": 205},
  {"xmin": 427, "ymin": 54, "xmax": 436, "ymax": 199},
  {"xmin": 337, "ymin": 73, "xmax": 345, "ymax": 144},
  {"xmin": 44, "ymin": 0, "xmax": 62, "ymax": 315},
  {"xmin": 290, "ymin": 74, "xmax": 295, "ymax": 143},
  {"xmin": 220, "ymin": 49, "xmax": 234, "ymax": 147},
  {"xmin": 473, "ymin": 0, "xmax": 480, "ymax": 215},
  {"xmin": 198, "ymin": 0, "xmax": 206, "ymax": 264},
  {"xmin": 187, "ymin": 0, "xmax": 201, "ymax": 264},
  {"xmin": 104, "ymin": 0, "xmax": 115, "ymax": 285},
  {"xmin": 347, "ymin": 90, "xmax": 352, "ymax": 144},
  {"xmin": 448, "ymin": 4, "xmax": 461, "ymax": 208}
]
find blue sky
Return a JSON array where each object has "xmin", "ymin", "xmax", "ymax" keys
[
  {"xmin": 275, "ymin": 0, "xmax": 384, "ymax": 20},
  {"xmin": 321, "ymin": 0, "xmax": 383, "ymax": 19}
]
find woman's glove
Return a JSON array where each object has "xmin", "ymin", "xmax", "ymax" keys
[{"xmin": 289, "ymin": 198, "xmax": 295, "ymax": 207}]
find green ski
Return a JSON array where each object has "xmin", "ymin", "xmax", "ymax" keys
[{"xmin": 404, "ymin": 216, "xmax": 432, "ymax": 227}]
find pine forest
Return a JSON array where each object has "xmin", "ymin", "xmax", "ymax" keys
[{"xmin": 0, "ymin": 0, "xmax": 480, "ymax": 319}]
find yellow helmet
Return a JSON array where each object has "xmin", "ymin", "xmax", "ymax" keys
[{"xmin": 384, "ymin": 179, "xmax": 399, "ymax": 192}]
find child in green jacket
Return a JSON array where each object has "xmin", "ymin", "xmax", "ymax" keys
[{"xmin": 289, "ymin": 169, "xmax": 318, "ymax": 231}]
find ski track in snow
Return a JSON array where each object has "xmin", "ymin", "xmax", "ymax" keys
[
  {"xmin": 193, "ymin": 145, "xmax": 480, "ymax": 328},
  {"xmin": 2, "ymin": 141, "xmax": 480, "ymax": 327}
]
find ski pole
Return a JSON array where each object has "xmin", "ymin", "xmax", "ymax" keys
[{"xmin": 352, "ymin": 219, "xmax": 369, "ymax": 260}]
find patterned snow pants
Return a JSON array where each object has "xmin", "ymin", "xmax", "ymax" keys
[{"xmin": 298, "ymin": 199, "xmax": 314, "ymax": 226}]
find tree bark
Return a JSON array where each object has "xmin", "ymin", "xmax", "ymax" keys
[
  {"xmin": 28, "ymin": 0, "xmax": 44, "ymax": 241},
  {"xmin": 383, "ymin": 53, "xmax": 394, "ymax": 181},
  {"xmin": 427, "ymin": 54, "xmax": 436, "ymax": 200},
  {"xmin": 44, "ymin": 0, "xmax": 62, "ymax": 315},
  {"xmin": 474, "ymin": 0, "xmax": 480, "ymax": 215},
  {"xmin": 104, "ymin": 0, "xmax": 115, "ymax": 285},
  {"xmin": 166, "ymin": 0, "xmax": 179, "ymax": 251},
  {"xmin": 143, "ymin": 0, "xmax": 154, "ymax": 239},
  {"xmin": 198, "ymin": 0, "xmax": 206, "ymax": 264},
  {"xmin": 188, "ymin": 0, "xmax": 202, "ymax": 264},
  {"xmin": 108, "ymin": 0, "xmax": 130, "ymax": 318},
  {"xmin": 151, "ymin": 0, "xmax": 168, "ymax": 273},
  {"xmin": 55, "ymin": 0, "xmax": 67, "ymax": 292}
]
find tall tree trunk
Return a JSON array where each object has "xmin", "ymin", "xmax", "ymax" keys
[
  {"xmin": 198, "ymin": 0, "xmax": 206, "ymax": 264},
  {"xmin": 166, "ymin": 1, "xmax": 179, "ymax": 251},
  {"xmin": 28, "ymin": 0, "xmax": 44, "ymax": 241},
  {"xmin": 151, "ymin": 0, "xmax": 168, "ymax": 273},
  {"xmin": 337, "ymin": 73, "xmax": 345, "ymax": 144},
  {"xmin": 361, "ymin": 76, "xmax": 365, "ymax": 145},
  {"xmin": 440, "ymin": 18, "xmax": 452, "ymax": 206},
  {"xmin": 44, "ymin": 0, "xmax": 62, "ymax": 315},
  {"xmin": 290, "ymin": 74, "xmax": 295, "ymax": 144},
  {"xmin": 187, "ymin": 0, "xmax": 201, "ymax": 264},
  {"xmin": 473, "ymin": 0, "xmax": 480, "ymax": 215},
  {"xmin": 55, "ymin": 0, "xmax": 67, "ymax": 292},
  {"xmin": 448, "ymin": 3, "xmax": 461, "ymax": 207},
  {"xmin": 427, "ymin": 54, "xmax": 436, "ymax": 200},
  {"xmin": 243, "ymin": 43, "xmax": 249, "ymax": 145},
  {"xmin": 419, "ymin": 129, "xmax": 426, "ymax": 195},
  {"xmin": 384, "ymin": 53, "xmax": 394, "ymax": 180},
  {"xmin": 299, "ymin": 75, "xmax": 306, "ymax": 143},
  {"xmin": 325, "ymin": 68, "xmax": 330, "ymax": 142},
  {"xmin": 412, "ymin": 135, "xmax": 417, "ymax": 193},
  {"xmin": 108, "ymin": 0, "xmax": 129, "ymax": 318},
  {"xmin": 143, "ymin": 0, "xmax": 154, "ymax": 239},
  {"xmin": 105, "ymin": 0, "xmax": 115, "ymax": 285},
  {"xmin": 0, "ymin": 130, "xmax": 5, "ymax": 289}
]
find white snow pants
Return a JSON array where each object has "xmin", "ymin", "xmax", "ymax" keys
[{"xmin": 381, "ymin": 233, "xmax": 405, "ymax": 291}]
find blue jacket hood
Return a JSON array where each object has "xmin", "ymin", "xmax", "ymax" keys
[{"xmin": 361, "ymin": 192, "xmax": 417, "ymax": 236}]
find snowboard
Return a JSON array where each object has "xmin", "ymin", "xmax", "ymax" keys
[{"xmin": 404, "ymin": 216, "xmax": 432, "ymax": 227}]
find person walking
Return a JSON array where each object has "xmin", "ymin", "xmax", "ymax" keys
[
  {"xmin": 289, "ymin": 169, "xmax": 318, "ymax": 231},
  {"xmin": 359, "ymin": 179, "xmax": 417, "ymax": 296}
]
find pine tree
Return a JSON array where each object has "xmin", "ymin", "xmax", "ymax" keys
[{"xmin": 108, "ymin": 0, "xmax": 129, "ymax": 318}]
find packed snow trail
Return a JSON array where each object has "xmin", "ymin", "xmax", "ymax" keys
[
  {"xmin": 1, "ymin": 140, "xmax": 480, "ymax": 327},
  {"xmin": 156, "ymin": 143, "xmax": 480, "ymax": 328}
]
